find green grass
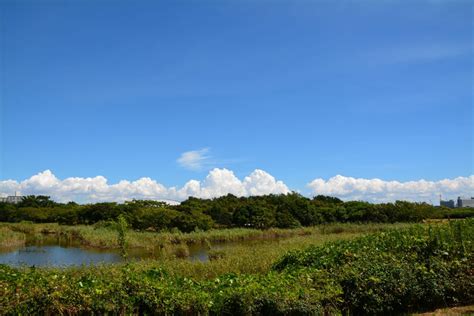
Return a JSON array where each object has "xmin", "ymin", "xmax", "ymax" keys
[
  {"xmin": 0, "ymin": 219, "xmax": 472, "ymax": 315},
  {"xmin": 152, "ymin": 230, "xmax": 388, "ymax": 279},
  {"xmin": 0, "ymin": 221, "xmax": 413, "ymax": 250}
]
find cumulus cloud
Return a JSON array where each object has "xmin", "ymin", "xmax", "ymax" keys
[
  {"xmin": 243, "ymin": 169, "xmax": 289, "ymax": 196},
  {"xmin": 0, "ymin": 169, "xmax": 290, "ymax": 203},
  {"xmin": 308, "ymin": 175, "xmax": 474, "ymax": 203},
  {"xmin": 177, "ymin": 148, "xmax": 211, "ymax": 171},
  {"xmin": 1, "ymin": 170, "xmax": 472, "ymax": 205}
]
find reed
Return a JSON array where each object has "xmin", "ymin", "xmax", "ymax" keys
[
  {"xmin": 0, "ymin": 227, "xmax": 26, "ymax": 248},
  {"xmin": 0, "ymin": 221, "xmax": 413, "ymax": 251}
]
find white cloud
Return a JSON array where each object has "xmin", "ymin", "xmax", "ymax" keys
[
  {"xmin": 0, "ymin": 169, "xmax": 289, "ymax": 203},
  {"xmin": 308, "ymin": 175, "xmax": 474, "ymax": 203},
  {"xmin": 177, "ymin": 148, "xmax": 211, "ymax": 171},
  {"xmin": 1, "ymin": 170, "xmax": 472, "ymax": 205},
  {"xmin": 243, "ymin": 169, "xmax": 289, "ymax": 196}
]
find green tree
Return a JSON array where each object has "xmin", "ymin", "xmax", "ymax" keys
[{"xmin": 18, "ymin": 195, "xmax": 57, "ymax": 208}]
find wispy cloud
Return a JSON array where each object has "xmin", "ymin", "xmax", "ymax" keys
[
  {"xmin": 177, "ymin": 148, "xmax": 212, "ymax": 171},
  {"xmin": 365, "ymin": 42, "xmax": 472, "ymax": 65}
]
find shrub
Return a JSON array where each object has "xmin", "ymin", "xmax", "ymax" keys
[{"xmin": 273, "ymin": 219, "xmax": 474, "ymax": 314}]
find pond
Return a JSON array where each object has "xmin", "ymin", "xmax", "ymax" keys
[{"xmin": 0, "ymin": 235, "xmax": 212, "ymax": 267}]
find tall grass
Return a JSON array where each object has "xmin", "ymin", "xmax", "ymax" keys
[
  {"xmin": 0, "ymin": 227, "xmax": 26, "ymax": 248},
  {"xmin": 1, "ymin": 221, "xmax": 413, "ymax": 251},
  {"xmin": 152, "ymin": 231, "xmax": 371, "ymax": 279}
]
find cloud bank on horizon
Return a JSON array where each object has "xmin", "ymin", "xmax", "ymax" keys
[
  {"xmin": 308, "ymin": 175, "xmax": 474, "ymax": 203},
  {"xmin": 0, "ymin": 170, "xmax": 472, "ymax": 204},
  {"xmin": 0, "ymin": 169, "xmax": 289, "ymax": 204}
]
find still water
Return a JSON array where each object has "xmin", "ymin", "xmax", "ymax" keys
[
  {"xmin": 0, "ymin": 235, "xmax": 210, "ymax": 267},
  {"xmin": 0, "ymin": 246, "xmax": 123, "ymax": 267}
]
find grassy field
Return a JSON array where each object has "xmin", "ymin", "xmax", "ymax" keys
[
  {"xmin": 0, "ymin": 220, "xmax": 472, "ymax": 314},
  {"xmin": 153, "ymin": 227, "xmax": 412, "ymax": 279}
]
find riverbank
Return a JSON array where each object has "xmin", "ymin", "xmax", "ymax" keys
[{"xmin": 0, "ymin": 221, "xmax": 413, "ymax": 250}]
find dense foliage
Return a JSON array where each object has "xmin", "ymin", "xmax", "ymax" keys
[
  {"xmin": 1, "ymin": 219, "xmax": 472, "ymax": 315},
  {"xmin": 0, "ymin": 194, "xmax": 472, "ymax": 232},
  {"xmin": 273, "ymin": 219, "xmax": 474, "ymax": 314}
]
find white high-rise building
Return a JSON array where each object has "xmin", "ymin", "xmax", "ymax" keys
[
  {"xmin": 0, "ymin": 193, "xmax": 23, "ymax": 204},
  {"xmin": 457, "ymin": 197, "xmax": 474, "ymax": 208}
]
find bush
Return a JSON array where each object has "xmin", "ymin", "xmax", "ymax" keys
[{"xmin": 273, "ymin": 219, "xmax": 474, "ymax": 314}]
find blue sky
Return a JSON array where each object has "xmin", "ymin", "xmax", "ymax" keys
[{"xmin": 0, "ymin": 0, "xmax": 472, "ymax": 201}]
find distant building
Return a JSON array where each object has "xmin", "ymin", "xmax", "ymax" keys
[
  {"xmin": 457, "ymin": 197, "xmax": 474, "ymax": 208},
  {"xmin": 6, "ymin": 195, "xmax": 23, "ymax": 204},
  {"xmin": 440, "ymin": 199, "xmax": 455, "ymax": 208},
  {"xmin": 0, "ymin": 193, "xmax": 23, "ymax": 204}
]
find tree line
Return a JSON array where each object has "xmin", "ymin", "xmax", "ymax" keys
[{"xmin": 0, "ymin": 194, "xmax": 472, "ymax": 232}]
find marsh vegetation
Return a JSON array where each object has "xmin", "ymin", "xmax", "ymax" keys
[
  {"xmin": 0, "ymin": 219, "xmax": 472, "ymax": 314},
  {"xmin": 0, "ymin": 222, "xmax": 411, "ymax": 269},
  {"xmin": 0, "ymin": 195, "xmax": 473, "ymax": 314}
]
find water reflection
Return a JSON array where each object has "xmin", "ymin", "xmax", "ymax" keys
[
  {"xmin": 0, "ymin": 246, "xmax": 123, "ymax": 267},
  {"xmin": 0, "ymin": 235, "xmax": 211, "ymax": 267}
]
